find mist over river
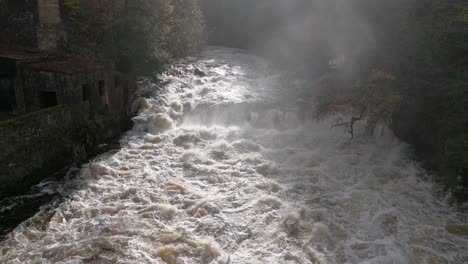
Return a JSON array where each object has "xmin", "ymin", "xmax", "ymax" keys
[{"xmin": 1, "ymin": 47, "xmax": 467, "ymax": 264}]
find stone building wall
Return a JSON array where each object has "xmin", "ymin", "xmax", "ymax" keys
[
  {"xmin": 22, "ymin": 67, "xmax": 108, "ymax": 114},
  {"xmin": 0, "ymin": 0, "xmax": 39, "ymax": 48},
  {"xmin": 38, "ymin": 0, "xmax": 61, "ymax": 24},
  {"xmin": 0, "ymin": 105, "xmax": 73, "ymax": 198},
  {"xmin": 0, "ymin": 1, "xmax": 127, "ymax": 199},
  {"xmin": 37, "ymin": 0, "xmax": 67, "ymax": 50},
  {"xmin": 0, "ymin": 0, "xmax": 66, "ymax": 50},
  {"xmin": 0, "ymin": 58, "xmax": 17, "ymax": 111}
]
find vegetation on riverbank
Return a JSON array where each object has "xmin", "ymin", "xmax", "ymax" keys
[
  {"xmin": 63, "ymin": 0, "xmax": 205, "ymax": 77},
  {"xmin": 390, "ymin": 1, "xmax": 468, "ymax": 199}
]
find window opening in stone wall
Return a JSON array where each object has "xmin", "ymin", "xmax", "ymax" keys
[
  {"xmin": 39, "ymin": 91, "xmax": 58, "ymax": 109},
  {"xmin": 114, "ymin": 75, "xmax": 120, "ymax": 87},
  {"xmin": 82, "ymin": 84, "xmax": 90, "ymax": 101},
  {"xmin": 0, "ymin": 77, "xmax": 16, "ymax": 111},
  {"xmin": 98, "ymin": 80, "xmax": 105, "ymax": 96}
]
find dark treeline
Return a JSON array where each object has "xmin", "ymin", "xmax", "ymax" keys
[
  {"xmin": 63, "ymin": 0, "xmax": 205, "ymax": 77},
  {"xmin": 201, "ymin": 0, "xmax": 468, "ymax": 200}
]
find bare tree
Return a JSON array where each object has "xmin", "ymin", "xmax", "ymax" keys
[{"xmin": 315, "ymin": 70, "xmax": 401, "ymax": 141}]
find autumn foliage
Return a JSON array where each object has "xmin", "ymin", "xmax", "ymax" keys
[{"xmin": 315, "ymin": 70, "xmax": 400, "ymax": 140}]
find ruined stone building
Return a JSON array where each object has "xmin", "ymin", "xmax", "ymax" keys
[
  {"xmin": 0, "ymin": 0, "xmax": 66, "ymax": 51},
  {"xmin": 24, "ymin": 59, "xmax": 109, "ymax": 114},
  {"xmin": 0, "ymin": 0, "xmax": 123, "ymax": 119},
  {"xmin": 0, "ymin": 0, "xmax": 127, "ymax": 198}
]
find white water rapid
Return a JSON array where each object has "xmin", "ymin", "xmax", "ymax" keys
[{"xmin": 1, "ymin": 47, "xmax": 467, "ymax": 264}]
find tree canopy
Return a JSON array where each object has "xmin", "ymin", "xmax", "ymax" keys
[{"xmin": 63, "ymin": 0, "xmax": 205, "ymax": 76}]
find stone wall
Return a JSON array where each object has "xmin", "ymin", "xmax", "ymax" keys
[
  {"xmin": 38, "ymin": 0, "xmax": 61, "ymax": 24},
  {"xmin": 0, "ymin": 105, "xmax": 73, "ymax": 198},
  {"xmin": 22, "ymin": 68, "xmax": 107, "ymax": 114},
  {"xmin": 0, "ymin": 0, "xmax": 39, "ymax": 48},
  {"xmin": 37, "ymin": 0, "xmax": 67, "ymax": 50},
  {"xmin": 0, "ymin": 0, "xmax": 66, "ymax": 50}
]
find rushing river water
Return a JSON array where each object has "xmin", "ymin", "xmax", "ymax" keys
[{"xmin": 1, "ymin": 47, "xmax": 468, "ymax": 264}]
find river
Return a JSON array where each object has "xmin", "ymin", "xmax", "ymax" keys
[{"xmin": 1, "ymin": 47, "xmax": 467, "ymax": 263}]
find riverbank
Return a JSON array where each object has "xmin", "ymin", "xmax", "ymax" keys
[
  {"xmin": 0, "ymin": 104, "xmax": 126, "ymax": 200},
  {"xmin": 0, "ymin": 136, "xmax": 121, "ymax": 241},
  {"xmin": 0, "ymin": 106, "xmax": 73, "ymax": 199}
]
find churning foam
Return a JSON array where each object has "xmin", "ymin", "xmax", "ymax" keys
[{"xmin": 1, "ymin": 47, "xmax": 467, "ymax": 264}]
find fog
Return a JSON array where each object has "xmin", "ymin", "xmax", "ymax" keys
[{"xmin": 201, "ymin": 0, "xmax": 414, "ymax": 78}]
